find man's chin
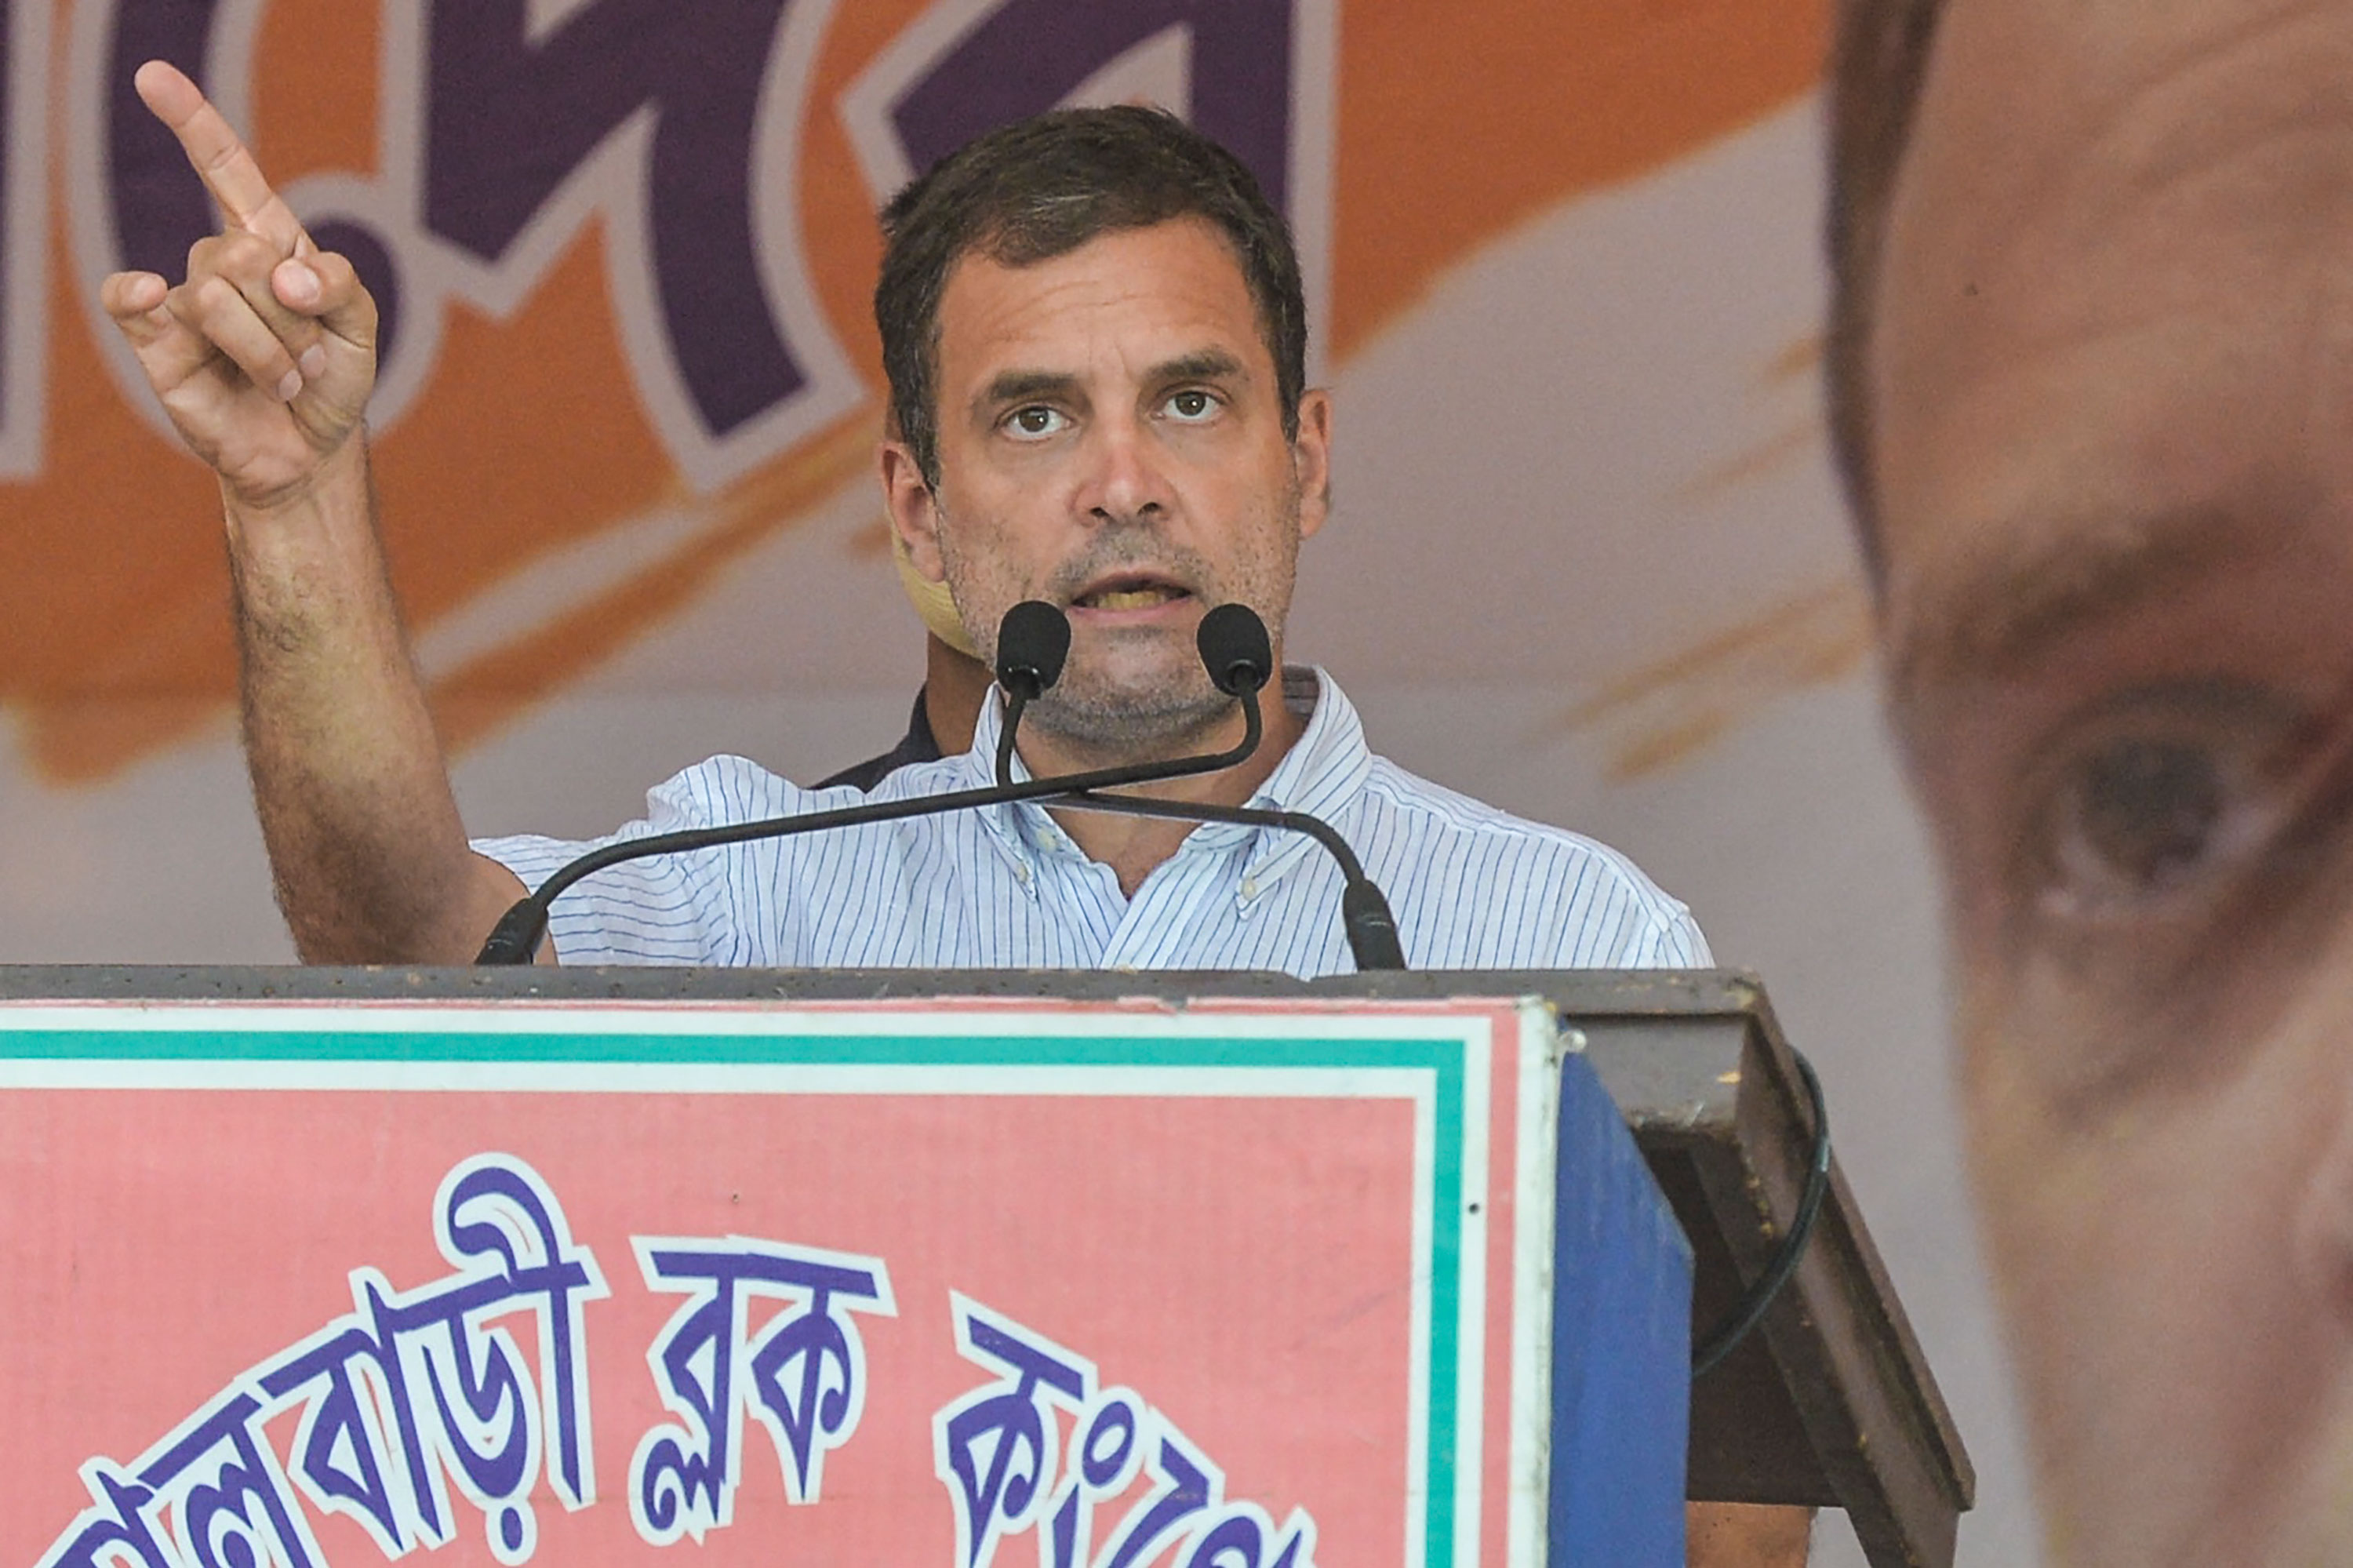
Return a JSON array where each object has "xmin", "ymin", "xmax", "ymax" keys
[{"xmin": 1024, "ymin": 680, "xmax": 1235, "ymax": 755}]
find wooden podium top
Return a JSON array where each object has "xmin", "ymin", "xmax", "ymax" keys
[{"xmin": 0, "ymin": 965, "xmax": 1973, "ymax": 1566}]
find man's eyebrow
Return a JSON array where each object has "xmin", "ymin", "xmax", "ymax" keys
[
  {"xmin": 973, "ymin": 369, "xmax": 1081, "ymax": 417},
  {"xmin": 969, "ymin": 351, "xmax": 1252, "ymax": 424},
  {"xmin": 1148, "ymin": 348, "xmax": 1247, "ymax": 385},
  {"xmin": 1889, "ymin": 505, "xmax": 2248, "ymax": 693}
]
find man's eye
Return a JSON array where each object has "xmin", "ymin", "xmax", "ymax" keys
[
  {"xmin": 1162, "ymin": 389, "xmax": 1217, "ymax": 422},
  {"xmin": 2046, "ymin": 740, "xmax": 2235, "ymax": 907},
  {"xmin": 2021, "ymin": 688, "xmax": 2304, "ymax": 925},
  {"xmin": 1006, "ymin": 406, "xmax": 1068, "ymax": 438}
]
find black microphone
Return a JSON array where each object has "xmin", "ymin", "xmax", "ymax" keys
[
  {"xmin": 991, "ymin": 602, "xmax": 1266, "ymax": 788},
  {"xmin": 474, "ymin": 603, "xmax": 1263, "ymax": 964},
  {"xmin": 993, "ymin": 599, "xmax": 1071, "ymax": 788},
  {"xmin": 1195, "ymin": 601, "xmax": 1274, "ymax": 698},
  {"xmin": 1035, "ymin": 604, "xmax": 1406, "ymax": 972}
]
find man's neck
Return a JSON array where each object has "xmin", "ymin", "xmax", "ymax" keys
[{"xmin": 1018, "ymin": 692, "xmax": 1309, "ymax": 899}]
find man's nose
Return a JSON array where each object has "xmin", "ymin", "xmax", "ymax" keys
[{"xmin": 1076, "ymin": 413, "xmax": 1172, "ymax": 523}]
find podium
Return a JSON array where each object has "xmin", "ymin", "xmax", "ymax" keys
[{"xmin": 0, "ymin": 966, "xmax": 1968, "ymax": 1568}]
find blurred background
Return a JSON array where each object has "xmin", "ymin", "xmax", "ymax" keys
[{"xmin": 0, "ymin": 2, "xmax": 2029, "ymax": 1559}]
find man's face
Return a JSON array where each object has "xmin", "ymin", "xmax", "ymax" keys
[
  {"xmin": 1872, "ymin": 0, "xmax": 2353, "ymax": 1559},
  {"xmin": 884, "ymin": 217, "xmax": 1330, "ymax": 752}
]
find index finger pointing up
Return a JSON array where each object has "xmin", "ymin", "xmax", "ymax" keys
[{"xmin": 133, "ymin": 60, "xmax": 307, "ymax": 253}]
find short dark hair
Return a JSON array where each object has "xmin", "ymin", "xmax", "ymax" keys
[
  {"xmin": 1824, "ymin": 0, "xmax": 1951, "ymax": 579},
  {"xmin": 875, "ymin": 105, "xmax": 1308, "ymax": 490}
]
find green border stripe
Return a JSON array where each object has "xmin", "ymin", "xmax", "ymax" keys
[
  {"xmin": 1, "ymin": 1024, "xmax": 1474, "ymax": 1565},
  {"xmin": 3, "ymin": 1028, "xmax": 1437, "ymax": 1071}
]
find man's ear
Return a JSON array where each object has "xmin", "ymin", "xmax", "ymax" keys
[
  {"xmin": 879, "ymin": 440, "xmax": 948, "ymax": 581},
  {"xmin": 1291, "ymin": 389, "xmax": 1333, "ymax": 540}
]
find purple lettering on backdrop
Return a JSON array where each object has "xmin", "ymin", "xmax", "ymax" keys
[
  {"xmin": 1184, "ymin": 1512, "xmax": 1314, "ymax": 1568},
  {"xmin": 104, "ymin": 0, "xmax": 216, "ymax": 281},
  {"xmin": 100, "ymin": 2, "xmax": 405, "ymax": 362},
  {"xmin": 387, "ymin": 1277, "xmax": 539, "ymax": 1553},
  {"xmin": 424, "ymin": 0, "xmax": 801, "ymax": 438},
  {"xmin": 889, "ymin": 0, "xmax": 1296, "ymax": 214}
]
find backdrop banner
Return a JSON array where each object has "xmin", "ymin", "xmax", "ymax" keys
[{"xmin": 0, "ymin": 4, "xmax": 2041, "ymax": 1562}]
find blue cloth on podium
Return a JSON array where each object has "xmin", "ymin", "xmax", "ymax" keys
[
  {"xmin": 1551, "ymin": 1050, "xmax": 1695, "ymax": 1565},
  {"xmin": 474, "ymin": 670, "xmax": 1709, "ymax": 973}
]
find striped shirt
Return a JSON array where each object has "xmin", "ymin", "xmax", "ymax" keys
[{"xmin": 475, "ymin": 671, "xmax": 1709, "ymax": 974}]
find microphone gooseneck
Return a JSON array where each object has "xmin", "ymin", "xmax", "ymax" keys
[
  {"xmin": 1036, "ymin": 603, "xmax": 1406, "ymax": 972},
  {"xmin": 1045, "ymin": 782, "xmax": 1407, "ymax": 970},
  {"xmin": 474, "ymin": 604, "xmax": 1262, "ymax": 965},
  {"xmin": 994, "ymin": 601, "xmax": 1072, "ymax": 788},
  {"xmin": 475, "ymin": 601, "xmax": 1405, "ymax": 972}
]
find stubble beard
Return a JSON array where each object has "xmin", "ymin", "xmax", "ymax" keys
[{"xmin": 934, "ymin": 493, "xmax": 1302, "ymax": 761}]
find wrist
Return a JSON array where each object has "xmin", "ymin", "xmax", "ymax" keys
[{"xmin": 220, "ymin": 428, "xmax": 370, "ymax": 526}]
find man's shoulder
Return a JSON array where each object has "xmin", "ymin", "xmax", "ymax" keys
[
  {"xmin": 1351, "ymin": 751, "xmax": 1711, "ymax": 966},
  {"xmin": 646, "ymin": 750, "xmax": 970, "ymax": 825},
  {"xmin": 1355, "ymin": 752, "xmax": 1614, "ymax": 854}
]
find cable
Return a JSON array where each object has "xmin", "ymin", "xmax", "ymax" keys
[{"xmin": 1690, "ymin": 1047, "xmax": 1831, "ymax": 1378}]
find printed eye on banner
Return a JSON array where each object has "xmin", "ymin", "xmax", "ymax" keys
[{"xmin": 56, "ymin": 0, "xmax": 1335, "ymax": 493}]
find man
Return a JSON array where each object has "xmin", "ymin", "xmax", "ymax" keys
[
  {"xmin": 1828, "ymin": 0, "xmax": 2353, "ymax": 1560},
  {"xmin": 813, "ymin": 536, "xmax": 992, "ymax": 791},
  {"xmin": 105, "ymin": 60, "xmax": 1702, "ymax": 977}
]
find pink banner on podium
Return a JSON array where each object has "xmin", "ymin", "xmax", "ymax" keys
[{"xmin": 2, "ymin": 995, "xmax": 1578, "ymax": 1566}]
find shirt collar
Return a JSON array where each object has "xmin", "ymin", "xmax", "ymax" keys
[{"xmin": 960, "ymin": 668, "xmax": 1375, "ymax": 882}]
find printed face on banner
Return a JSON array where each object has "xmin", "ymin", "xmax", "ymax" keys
[
  {"xmin": 1867, "ymin": 0, "xmax": 2353, "ymax": 1559},
  {"xmin": 889, "ymin": 218, "xmax": 1331, "ymax": 749}
]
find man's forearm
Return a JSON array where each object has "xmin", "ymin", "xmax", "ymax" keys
[{"xmin": 226, "ymin": 435, "xmax": 522, "ymax": 962}]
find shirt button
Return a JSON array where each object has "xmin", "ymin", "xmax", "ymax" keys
[{"xmin": 1241, "ymin": 877, "xmax": 1259, "ymax": 899}]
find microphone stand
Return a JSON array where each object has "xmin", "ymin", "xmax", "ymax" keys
[
  {"xmin": 473, "ymin": 697, "xmax": 1264, "ymax": 964},
  {"xmin": 992, "ymin": 683, "xmax": 1406, "ymax": 973},
  {"xmin": 1046, "ymin": 787, "xmax": 1407, "ymax": 971}
]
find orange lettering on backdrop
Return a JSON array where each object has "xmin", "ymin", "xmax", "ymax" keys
[{"xmin": 2, "ymin": 0, "xmax": 1820, "ymax": 785}]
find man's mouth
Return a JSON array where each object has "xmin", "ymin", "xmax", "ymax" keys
[{"xmin": 1071, "ymin": 576, "xmax": 1190, "ymax": 611}]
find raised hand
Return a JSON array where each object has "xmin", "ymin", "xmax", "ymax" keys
[{"xmin": 99, "ymin": 60, "xmax": 376, "ymax": 509}]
